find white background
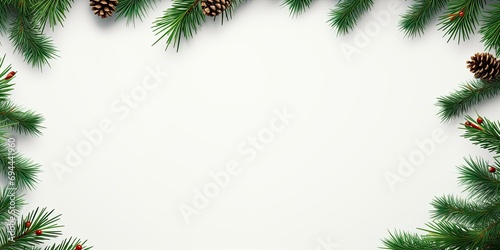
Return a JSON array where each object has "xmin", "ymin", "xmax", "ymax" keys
[{"xmin": 1, "ymin": 0, "xmax": 498, "ymax": 249}]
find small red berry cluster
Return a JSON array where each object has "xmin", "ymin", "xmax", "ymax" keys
[{"xmin": 464, "ymin": 116, "xmax": 484, "ymax": 130}]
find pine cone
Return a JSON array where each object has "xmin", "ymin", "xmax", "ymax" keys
[
  {"xmin": 90, "ymin": 0, "xmax": 118, "ymax": 19},
  {"xmin": 201, "ymin": 0, "xmax": 231, "ymax": 17},
  {"xmin": 467, "ymin": 52, "xmax": 500, "ymax": 81}
]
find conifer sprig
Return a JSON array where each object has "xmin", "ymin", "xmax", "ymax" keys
[
  {"xmin": 328, "ymin": 0, "xmax": 374, "ymax": 35},
  {"xmin": 0, "ymin": 186, "xmax": 25, "ymax": 226},
  {"xmin": 0, "ymin": 145, "xmax": 41, "ymax": 190},
  {"xmin": 382, "ymin": 114, "xmax": 500, "ymax": 249},
  {"xmin": 462, "ymin": 115, "xmax": 500, "ymax": 155},
  {"xmin": 438, "ymin": 0, "xmax": 487, "ymax": 43},
  {"xmin": 399, "ymin": 0, "xmax": 448, "ymax": 37},
  {"xmin": 115, "ymin": 0, "xmax": 158, "ymax": 25},
  {"xmin": 480, "ymin": 3, "xmax": 500, "ymax": 58},
  {"xmin": 282, "ymin": 0, "xmax": 312, "ymax": 16},
  {"xmin": 436, "ymin": 79, "xmax": 500, "ymax": 122}
]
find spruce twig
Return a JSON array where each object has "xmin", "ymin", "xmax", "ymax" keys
[
  {"xmin": 438, "ymin": 0, "xmax": 487, "ymax": 43},
  {"xmin": 399, "ymin": 0, "xmax": 448, "ymax": 37},
  {"xmin": 115, "ymin": 0, "xmax": 158, "ymax": 25},
  {"xmin": 282, "ymin": 0, "xmax": 313, "ymax": 17},
  {"xmin": 436, "ymin": 79, "xmax": 500, "ymax": 122},
  {"xmin": 329, "ymin": 0, "xmax": 374, "ymax": 35}
]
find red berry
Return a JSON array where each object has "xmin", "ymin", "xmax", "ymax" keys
[
  {"xmin": 25, "ymin": 221, "xmax": 31, "ymax": 228},
  {"xmin": 35, "ymin": 229, "xmax": 42, "ymax": 235},
  {"xmin": 4, "ymin": 71, "xmax": 15, "ymax": 80},
  {"xmin": 459, "ymin": 11, "xmax": 464, "ymax": 17},
  {"xmin": 477, "ymin": 117, "xmax": 484, "ymax": 124},
  {"xmin": 75, "ymin": 245, "xmax": 83, "ymax": 250},
  {"xmin": 488, "ymin": 166, "xmax": 496, "ymax": 173}
]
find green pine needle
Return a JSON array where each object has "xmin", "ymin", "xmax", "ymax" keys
[
  {"xmin": 329, "ymin": 0, "xmax": 374, "ymax": 35},
  {"xmin": 152, "ymin": 0, "xmax": 206, "ymax": 51},
  {"xmin": 0, "ymin": 186, "xmax": 25, "ymax": 226},
  {"xmin": 480, "ymin": 3, "xmax": 500, "ymax": 57},
  {"xmin": 9, "ymin": 15, "xmax": 57, "ymax": 68},
  {"xmin": 0, "ymin": 208, "xmax": 62, "ymax": 249},
  {"xmin": 438, "ymin": 0, "xmax": 487, "ymax": 43},
  {"xmin": 458, "ymin": 157, "xmax": 500, "ymax": 201},
  {"xmin": 436, "ymin": 78, "xmax": 500, "ymax": 122},
  {"xmin": 381, "ymin": 230, "xmax": 439, "ymax": 249},
  {"xmin": 0, "ymin": 144, "xmax": 41, "ymax": 190},
  {"xmin": 282, "ymin": 0, "xmax": 313, "ymax": 17},
  {"xmin": 462, "ymin": 115, "xmax": 500, "ymax": 155},
  {"xmin": 32, "ymin": 0, "xmax": 74, "ymax": 30},
  {"xmin": 0, "ymin": 101, "xmax": 44, "ymax": 137},
  {"xmin": 399, "ymin": 0, "xmax": 448, "ymax": 37},
  {"xmin": 41, "ymin": 237, "xmax": 93, "ymax": 250},
  {"xmin": 115, "ymin": 0, "xmax": 158, "ymax": 25}
]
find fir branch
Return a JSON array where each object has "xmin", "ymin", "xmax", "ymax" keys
[
  {"xmin": 152, "ymin": 0, "xmax": 206, "ymax": 51},
  {"xmin": 422, "ymin": 221, "xmax": 480, "ymax": 249},
  {"xmin": 40, "ymin": 237, "xmax": 92, "ymax": 250},
  {"xmin": 436, "ymin": 78, "xmax": 500, "ymax": 122},
  {"xmin": 458, "ymin": 157, "xmax": 500, "ymax": 201},
  {"xmin": 115, "ymin": 0, "xmax": 157, "ymax": 25},
  {"xmin": 462, "ymin": 115, "xmax": 500, "ymax": 155},
  {"xmin": 431, "ymin": 195, "xmax": 500, "ymax": 227},
  {"xmin": 328, "ymin": 0, "xmax": 374, "ymax": 35},
  {"xmin": 480, "ymin": 3, "xmax": 500, "ymax": 57},
  {"xmin": 282, "ymin": 0, "xmax": 313, "ymax": 16},
  {"xmin": 32, "ymin": 0, "xmax": 74, "ymax": 30},
  {"xmin": 0, "ymin": 101, "xmax": 44, "ymax": 137},
  {"xmin": 0, "ymin": 145, "xmax": 41, "ymax": 190},
  {"xmin": 9, "ymin": 11, "xmax": 57, "ymax": 68},
  {"xmin": 0, "ymin": 186, "xmax": 24, "ymax": 226},
  {"xmin": 381, "ymin": 230, "xmax": 439, "ymax": 249},
  {"xmin": 0, "ymin": 208, "xmax": 62, "ymax": 250},
  {"xmin": 438, "ymin": 0, "xmax": 487, "ymax": 43},
  {"xmin": 399, "ymin": 0, "xmax": 448, "ymax": 37}
]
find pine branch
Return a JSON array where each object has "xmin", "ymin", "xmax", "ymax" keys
[
  {"xmin": 436, "ymin": 78, "xmax": 500, "ymax": 122},
  {"xmin": 32, "ymin": 0, "xmax": 74, "ymax": 30},
  {"xmin": 41, "ymin": 237, "xmax": 92, "ymax": 250},
  {"xmin": 328, "ymin": 0, "xmax": 374, "ymax": 35},
  {"xmin": 9, "ymin": 5, "xmax": 57, "ymax": 68},
  {"xmin": 115, "ymin": 0, "xmax": 158, "ymax": 25},
  {"xmin": 152, "ymin": 0, "xmax": 206, "ymax": 51},
  {"xmin": 0, "ymin": 145, "xmax": 41, "ymax": 190},
  {"xmin": 462, "ymin": 115, "xmax": 500, "ymax": 155},
  {"xmin": 438, "ymin": 0, "xmax": 487, "ymax": 43},
  {"xmin": 282, "ymin": 0, "xmax": 313, "ymax": 16},
  {"xmin": 421, "ymin": 221, "xmax": 481, "ymax": 249},
  {"xmin": 0, "ymin": 101, "xmax": 44, "ymax": 137},
  {"xmin": 381, "ymin": 230, "xmax": 439, "ymax": 249},
  {"xmin": 0, "ymin": 186, "xmax": 25, "ymax": 226},
  {"xmin": 458, "ymin": 157, "xmax": 500, "ymax": 201},
  {"xmin": 431, "ymin": 195, "xmax": 500, "ymax": 227},
  {"xmin": 480, "ymin": 3, "xmax": 500, "ymax": 57},
  {"xmin": 399, "ymin": 0, "xmax": 448, "ymax": 37},
  {"xmin": 0, "ymin": 208, "xmax": 62, "ymax": 250}
]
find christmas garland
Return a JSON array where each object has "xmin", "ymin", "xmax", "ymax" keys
[
  {"xmin": 1, "ymin": 0, "xmax": 499, "ymax": 67},
  {"xmin": 381, "ymin": 52, "xmax": 500, "ymax": 248},
  {"xmin": 382, "ymin": 115, "xmax": 500, "ymax": 249},
  {"xmin": 0, "ymin": 56, "xmax": 91, "ymax": 250}
]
